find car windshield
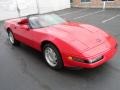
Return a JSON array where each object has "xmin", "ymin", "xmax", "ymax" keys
[{"xmin": 29, "ymin": 14, "xmax": 66, "ymax": 28}]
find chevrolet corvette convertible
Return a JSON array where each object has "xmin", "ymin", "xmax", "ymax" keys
[{"xmin": 4, "ymin": 14, "xmax": 117, "ymax": 70}]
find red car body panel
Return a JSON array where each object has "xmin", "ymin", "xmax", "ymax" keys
[{"xmin": 4, "ymin": 18, "xmax": 117, "ymax": 68}]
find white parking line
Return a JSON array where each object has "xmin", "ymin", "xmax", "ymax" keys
[
  {"xmin": 73, "ymin": 10, "xmax": 104, "ymax": 20},
  {"xmin": 102, "ymin": 14, "xmax": 120, "ymax": 23},
  {"xmin": 59, "ymin": 9, "xmax": 88, "ymax": 16}
]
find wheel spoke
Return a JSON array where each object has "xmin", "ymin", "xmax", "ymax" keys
[{"xmin": 45, "ymin": 47, "xmax": 57, "ymax": 67}]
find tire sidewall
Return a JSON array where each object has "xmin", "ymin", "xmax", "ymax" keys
[
  {"xmin": 43, "ymin": 44, "xmax": 63, "ymax": 70},
  {"xmin": 8, "ymin": 31, "xmax": 15, "ymax": 45},
  {"xmin": 8, "ymin": 30, "xmax": 20, "ymax": 46}
]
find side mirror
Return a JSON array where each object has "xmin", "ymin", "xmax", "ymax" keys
[{"xmin": 20, "ymin": 25, "xmax": 29, "ymax": 30}]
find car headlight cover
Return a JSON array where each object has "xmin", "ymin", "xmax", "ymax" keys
[
  {"xmin": 68, "ymin": 55, "xmax": 103, "ymax": 63},
  {"xmin": 89, "ymin": 56, "xmax": 103, "ymax": 63}
]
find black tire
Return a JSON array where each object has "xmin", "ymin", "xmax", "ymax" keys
[
  {"xmin": 43, "ymin": 43, "xmax": 63, "ymax": 70},
  {"xmin": 8, "ymin": 31, "xmax": 20, "ymax": 46}
]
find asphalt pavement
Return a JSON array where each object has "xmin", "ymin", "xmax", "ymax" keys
[{"xmin": 0, "ymin": 8, "xmax": 120, "ymax": 90}]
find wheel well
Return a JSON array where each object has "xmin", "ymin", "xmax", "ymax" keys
[
  {"xmin": 41, "ymin": 41, "xmax": 55, "ymax": 50},
  {"xmin": 6, "ymin": 28, "xmax": 11, "ymax": 33},
  {"xmin": 41, "ymin": 41, "xmax": 60, "ymax": 53}
]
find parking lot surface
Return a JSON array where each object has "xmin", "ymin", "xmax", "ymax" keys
[{"xmin": 0, "ymin": 8, "xmax": 120, "ymax": 90}]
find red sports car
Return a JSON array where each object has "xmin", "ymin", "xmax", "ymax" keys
[{"xmin": 4, "ymin": 14, "xmax": 117, "ymax": 70}]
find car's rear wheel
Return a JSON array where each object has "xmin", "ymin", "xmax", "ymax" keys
[
  {"xmin": 43, "ymin": 43, "xmax": 63, "ymax": 70},
  {"xmin": 8, "ymin": 31, "xmax": 20, "ymax": 46}
]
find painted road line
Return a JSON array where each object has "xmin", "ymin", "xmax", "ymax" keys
[
  {"xmin": 73, "ymin": 10, "xmax": 104, "ymax": 20},
  {"xmin": 102, "ymin": 14, "xmax": 120, "ymax": 23},
  {"xmin": 59, "ymin": 9, "xmax": 88, "ymax": 16}
]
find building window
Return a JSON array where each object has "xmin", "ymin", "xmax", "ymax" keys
[
  {"xmin": 70, "ymin": 0, "xmax": 73, "ymax": 3},
  {"xmin": 81, "ymin": 0, "xmax": 90, "ymax": 2},
  {"xmin": 102, "ymin": 0, "xmax": 114, "ymax": 1}
]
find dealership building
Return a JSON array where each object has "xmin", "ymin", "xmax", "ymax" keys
[{"xmin": 72, "ymin": 0, "xmax": 120, "ymax": 8}]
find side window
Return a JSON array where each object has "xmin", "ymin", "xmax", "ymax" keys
[{"xmin": 29, "ymin": 17, "xmax": 41, "ymax": 28}]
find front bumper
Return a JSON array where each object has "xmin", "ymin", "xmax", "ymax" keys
[{"xmin": 64, "ymin": 46, "xmax": 117, "ymax": 68}]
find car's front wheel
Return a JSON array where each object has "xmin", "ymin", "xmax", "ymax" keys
[
  {"xmin": 8, "ymin": 31, "xmax": 20, "ymax": 46},
  {"xmin": 43, "ymin": 43, "xmax": 63, "ymax": 70}
]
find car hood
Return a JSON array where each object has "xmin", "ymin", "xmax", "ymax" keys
[{"xmin": 45, "ymin": 22, "xmax": 108, "ymax": 52}]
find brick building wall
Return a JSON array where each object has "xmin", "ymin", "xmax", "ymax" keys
[{"xmin": 72, "ymin": 0, "xmax": 120, "ymax": 8}]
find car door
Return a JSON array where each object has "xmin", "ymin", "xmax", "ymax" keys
[{"xmin": 14, "ymin": 23, "xmax": 34, "ymax": 48}]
